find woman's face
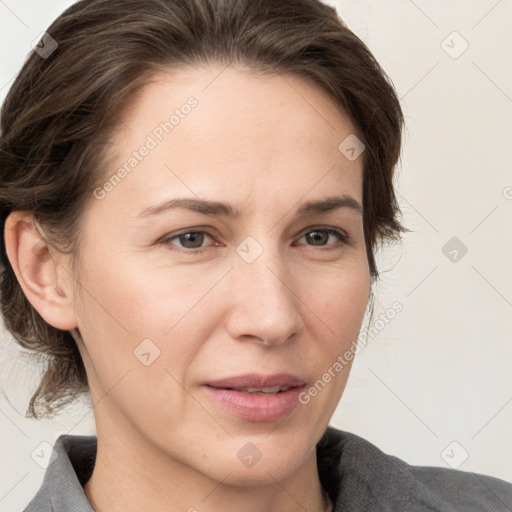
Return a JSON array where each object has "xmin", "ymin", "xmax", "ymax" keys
[{"xmin": 68, "ymin": 65, "xmax": 370, "ymax": 483}]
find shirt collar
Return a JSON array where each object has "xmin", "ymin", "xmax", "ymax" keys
[{"xmin": 35, "ymin": 434, "xmax": 96, "ymax": 512}]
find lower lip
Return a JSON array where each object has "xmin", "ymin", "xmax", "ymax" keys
[{"xmin": 202, "ymin": 385, "xmax": 305, "ymax": 422}]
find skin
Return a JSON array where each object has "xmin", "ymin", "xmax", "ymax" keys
[{"xmin": 5, "ymin": 65, "xmax": 370, "ymax": 512}]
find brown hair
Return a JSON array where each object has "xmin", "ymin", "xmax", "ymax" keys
[{"xmin": 0, "ymin": 0, "xmax": 407, "ymax": 419}]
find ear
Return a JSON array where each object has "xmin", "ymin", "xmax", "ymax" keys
[{"xmin": 3, "ymin": 211, "xmax": 78, "ymax": 331}]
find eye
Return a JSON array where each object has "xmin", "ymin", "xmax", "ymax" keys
[
  {"xmin": 159, "ymin": 227, "xmax": 349, "ymax": 252},
  {"xmin": 161, "ymin": 230, "xmax": 216, "ymax": 250},
  {"xmin": 296, "ymin": 228, "xmax": 349, "ymax": 248}
]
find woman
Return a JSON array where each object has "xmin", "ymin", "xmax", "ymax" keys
[{"xmin": 1, "ymin": 0, "xmax": 510, "ymax": 511}]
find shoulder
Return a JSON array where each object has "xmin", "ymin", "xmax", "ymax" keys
[
  {"xmin": 317, "ymin": 426, "xmax": 512, "ymax": 511},
  {"xmin": 409, "ymin": 464, "xmax": 512, "ymax": 510},
  {"xmin": 22, "ymin": 434, "xmax": 97, "ymax": 512},
  {"xmin": 23, "ymin": 485, "xmax": 52, "ymax": 512}
]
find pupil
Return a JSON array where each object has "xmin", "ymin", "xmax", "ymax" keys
[
  {"xmin": 307, "ymin": 230, "xmax": 328, "ymax": 245},
  {"xmin": 180, "ymin": 232, "xmax": 204, "ymax": 248}
]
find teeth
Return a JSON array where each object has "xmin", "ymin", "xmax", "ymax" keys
[{"xmin": 237, "ymin": 386, "xmax": 291, "ymax": 393}]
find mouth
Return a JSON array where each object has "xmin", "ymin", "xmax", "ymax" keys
[
  {"xmin": 202, "ymin": 374, "xmax": 306, "ymax": 422},
  {"xmin": 208, "ymin": 385, "xmax": 294, "ymax": 394}
]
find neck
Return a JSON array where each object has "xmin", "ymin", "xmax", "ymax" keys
[{"xmin": 84, "ymin": 413, "xmax": 330, "ymax": 512}]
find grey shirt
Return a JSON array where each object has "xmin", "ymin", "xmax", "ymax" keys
[{"xmin": 23, "ymin": 426, "xmax": 512, "ymax": 511}]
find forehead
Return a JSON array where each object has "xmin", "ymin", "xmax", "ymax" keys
[
  {"xmin": 95, "ymin": 65, "xmax": 363, "ymax": 217},
  {"xmin": 130, "ymin": 65, "xmax": 356, "ymax": 137}
]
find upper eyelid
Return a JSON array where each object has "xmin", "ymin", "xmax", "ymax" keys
[{"xmin": 296, "ymin": 226, "xmax": 348, "ymax": 238}]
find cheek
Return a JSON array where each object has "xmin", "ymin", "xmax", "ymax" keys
[
  {"xmin": 287, "ymin": 265, "xmax": 369, "ymax": 427},
  {"xmin": 332, "ymin": 275, "xmax": 369, "ymax": 342},
  {"xmin": 301, "ymin": 262, "xmax": 370, "ymax": 345},
  {"xmin": 73, "ymin": 278, "xmax": 208, "ymax": 432},
  {"xmin": 72, "ymin": 249, "xmax": 228, "ymax": 393},
  {"xmin": 77, "ymin": 240, "xmax": 227, "ymax": 337}
]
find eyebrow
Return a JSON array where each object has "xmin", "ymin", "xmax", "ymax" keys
[{"xmin": 137, "ymin": 195, "xmax": 363, "ymax": 218}]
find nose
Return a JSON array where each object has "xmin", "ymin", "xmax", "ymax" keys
[{"xmin": 224, "ymin": 249, "xmax": 303, "ymax": 347}]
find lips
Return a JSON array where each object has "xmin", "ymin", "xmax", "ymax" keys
[
  {"xmin": 202, "ymin": 373, "xmax": 306, "ymax": 422},
  {"xmin": 204, "ymin": 373, "xmax": 305, "ymax": 390},
  {"xmin": 202, "ymin": 374, "xmax": 305, "ymax": 422}
]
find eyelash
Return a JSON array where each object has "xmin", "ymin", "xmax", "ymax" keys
[{"xmin": 159, "ymin": 227, "xmax": 350, "ymax": 253}]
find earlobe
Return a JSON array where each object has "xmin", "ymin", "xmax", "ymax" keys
[{"xmin": 3, "ymin": 211, "xmax": 78, "ymax": 331}]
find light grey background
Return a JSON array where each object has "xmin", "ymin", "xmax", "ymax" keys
[{"xmin": 1, "ymin": 1, "xmax": 511, "ymax": 510}]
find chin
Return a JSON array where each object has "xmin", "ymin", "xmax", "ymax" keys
[
  {"xmin": 203, "ymin": 433, "xmax": 310, "ymax": 487},
  {"xmin": 218, "ymin": 456, "xmax": 306, "ymax": 487}
]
